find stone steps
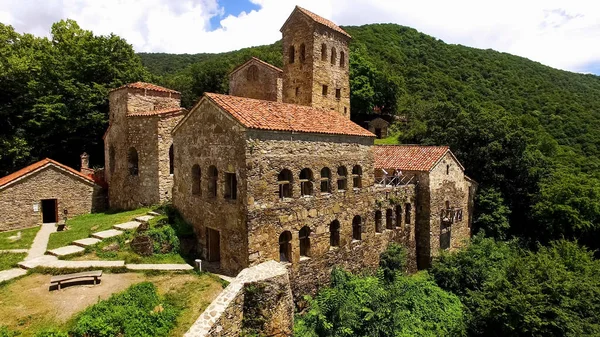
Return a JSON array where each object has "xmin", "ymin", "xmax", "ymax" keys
[
  {"xmin": 134, "ymin": 215, "xmax": 154, "ymax": 223},
  {"xmin": 147, "ymin": 211, "xmax": 161, "ymax": 216},
  {"xmin": 72, "ymin": 238, "xmax": 102, "ymax": 248},
  {"xmin": 91, "ymin": 229, "xmax": 124, "ymax": 240},
  {"xmin": 113, "ymin": 221, "xmax": 142, "ymax": 231},
  {"xmin": 47, "ymin": 245, "xmax": 85, "ymax": 257},
  {"xmin": 126, "ymin": 264, "xmax": 194, "ymax": 271}
]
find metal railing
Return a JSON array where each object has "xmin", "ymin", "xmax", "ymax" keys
[{"xmin": 375, "ymin": 174, "xmax": 415, "ymax": 187}]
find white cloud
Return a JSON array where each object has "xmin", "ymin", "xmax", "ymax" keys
[{"xmin": 0, "ymin": 0, "xmax": 599, "ymax": 73}]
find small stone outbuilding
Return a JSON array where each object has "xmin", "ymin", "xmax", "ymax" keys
[
  {"xmin": 367, "ymin": 117, "xmax": 390, "ymax": 139},
  {"xmin": 0, "ymin": 158, "xmax": 102, "ymax": 231},
  {"xmin": 229, "ymin": 57, "xmax": 283, "ymax": 102}
]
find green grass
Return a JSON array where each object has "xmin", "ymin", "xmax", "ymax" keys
[
  {"xmin": 0, "ymin": 253, "xmax": 26, "ymax": 271},
  {"xmin": 47, "ymin": 208, "xmax": 150, "ymax": 250},
  {"xmin": 374, "ymin": 132, "xmax": 401, "ymax": 145},
  {"xmin": 0, "ymin": 226, "xmax": 40, "ymax": 250}
]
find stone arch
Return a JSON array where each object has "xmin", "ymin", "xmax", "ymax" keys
[
  {"xmin": 352, "ymin": 215, "xmax": 362, "ymax": 240},
  {"xmin": 127, "ymin": 147, "xmax": 138, "ymax": 176},
  {"xmin": 169, "ymin": 144, "xmax": 174, "ymax": 175},
  {"xmin": 337, "ymin": 166, "xmax": 348, "ymax": 191},
  {"xmin": 299, "ymin": 43, "xmax": 306, "ymax": 63},
  {"xmin": 279, "ymin": 231, "xmax": 292, "ymax": 262},
  {"xmin": 192, "ymin": 164, "xmax": 201, "ymax": 196},
  {"xmin": 375, "ymin": 210, "xmax": 383, "ymax": 233},
  {"xmin": 247, "ymin": 64, "xmax": 259, "ymax": 82},
  {"xmin": 109, "ymin": 145, "xmax": 115, "ymax": 175},
  {"xmin": 299, "ymin": 226, "xmax": 311, "ymax": 257},
  {"xmin": 320, "ymin": 167, "xmax": 331, "ymax": 193},
  {"xmin": 208, "ymin": 165, "xmax": 218, "ymax": 198},
  {"xmin": 299, "ymin": 168, "xmax": 314, "ymax": 196},
  {"xmin": 289, "ymin": 45, "xmax": 295, "ymax": 64},
  {"xmin": 331, "ymin": 47, "xmax": 336, "ymax": 65},
  {"xmin": 330, "ymin": 220, "xmax": 340, "ymax": 247},
  {"xmin": 321, "ymin": 43, "xmax": 327, "ymax": 61},
  {"xmin": 278, "ymin": 169, "xmax": 293, "ymax": 199},
  {"xmin": 386, "ymin": 209, "xmax": 394, "ymax": 230},
  {"xmin": 352, "ymin": 165, "xmax": 363, "ymax": 188}
]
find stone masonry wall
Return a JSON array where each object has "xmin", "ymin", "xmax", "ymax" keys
[
  {"xmin": 0, "ymin": 166, "xmax": 98, "ymax": 231},
  {"xmin": 158, "ymin": 115, "xmax": 184, "ymax": 203},
  {"xmin": 282, "ymin": 13, "xmax": 315, "ymax": 107},
  {"xmin": 229, "ymin": 60, "xmax": 282, "ymax": 102},
  {"xmin": 173, "ymin": 99, "xmax": 249, "ymax": 276}
]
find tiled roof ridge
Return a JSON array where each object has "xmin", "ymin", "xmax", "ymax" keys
[
  {"xmin": 110, "ymin": 82, "xmax": 180, "ymax": 95},
  {"xmin": 374, "ymin": 145, "xmax": 454, "ymax": 172},
  {"xmin": 230, "ymin": 57, "xmax": 283, "ymax": 76},
  {"xmin": 294, "ymin": 6, "xmax": 351, "ymax": 38},
  {"xmin": 0, "ymin": 158, "xmax": 95, "ymax": 189},
  {"xmin": 127, "ymin": 107, "xmax": 186, "ymax": 117}
]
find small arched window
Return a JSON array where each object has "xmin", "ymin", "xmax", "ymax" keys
[
  {"xmin": 127, "ymin": 147, "xmax": 139, "ymax": 176},
  {"xmin": 299, "ymin": 168, "xmax": 314, "ymax": 196},
  {"xmin": 169, "ymin": 144, "xmax": 174, "ymax": 175},
  {"xmin": 330, "ymin": 220, "xmax": 340, "ymax": 247},
  {"xmin": 337, "ymin": 166, "xmax": 348, "ymax": 191},
  {"xmin": 192, "ymin": 165, "xmax": 201, "ymax": 196},
  {"xmin": 445, "ymin": 200, "xmax": 450, "ymax": 209},
  {"xmin": 321, "ymin": 43, "xmax": 327, "ymax": 61},
  {"xmin": 299, "ymin": 43, "xmax": 306, "ymax": 63},
  {"xmin": 278, "ymin": 169, "xmax": 293, "ymax": 199},
  {"xmin": 331, "ymin": 47, "xmax": 336, "ymax": 65},
  {"xmin": 289, "ymin": 45, "xmax": 295, "ymax": 64},
  {"xmin": 352, "ymin": 215, "xmax": 362, "ymax": 241},
  {"xmin": 320, "ymin": 167, "xmax": 331, "ymax": 193},
  {"xmin": 375, "ymin": 210, "xmax": 383, "ymax": 233},
  {"xmin": 446, "ymin": 164, "xmax": 450, "ymax": 175},
  {"xmin": 352, "ymin": 165, "xmax": 362, "ymax": 188},
  {"xmin": 386, "ymin": 209, "xmax": 394, "ymax": 230},
  {"xmin": 405, "ymin": 203, "xmax": 412, "ymax": 224},
  {"xmin": 340, "ymin": 51, "xmax": 345, "ymax": 67},
  {"xmin": 299, "ymin": 226, "xmax": 311, "ymax": 257},
  {"xmin": 208, "ymin": 165, "xmax": 218, "ymax": 198},
  {"xmin": 247, "ymin": 65, "xmax": 259, "ymax": 82},
  {"xmin": 395, "ymin": 205, "xmax": 402, "ymax": 228},
  {"xmin": 108, "ymin": 145, "xmax": 115, "ymax": 175},
  {"xmin": 279, "ymin": 231, "xmax": 292, "ymax": 262}
]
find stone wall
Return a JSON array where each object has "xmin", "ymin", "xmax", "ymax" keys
[
  {"xmin": 158, "ymin": 115, "xmax": 183, "ymax": 203},
  {"xmin": 229, "ymin": 60, "xmax": 282, "ymax": 102},
  {"xmin": 172, "ymin": 99, "xmax": 249, "ymax": 276},
  {"xmin": 368, "ymin": 118, "xmax": 390, "ymax": 139},
  {"xmin": 281, "ymin": 13, "xmax": 315, "ymax": 107},
  {"xmin": 0, "ymin": 166, "xmax": 100, "ymax": 231}
]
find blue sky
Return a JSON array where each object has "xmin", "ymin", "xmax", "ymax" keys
[{"xmin": 0, "ymin": 0, "xmax": 598, "ymax": 75}]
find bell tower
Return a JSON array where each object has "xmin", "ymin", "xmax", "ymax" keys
[{"xmin": 280, "ymin": 6, "xmax": 351, "ymax": 118}]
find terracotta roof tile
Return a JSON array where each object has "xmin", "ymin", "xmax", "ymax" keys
[
  {"xmin": 291, "ymin": 6, "xmax": 351, "ymax": 38},
  {"xmin": 230, "ymin": 57, "xmax": 283, "ymax": 76},
  {"xmin": 110, "ymin": 82, "xmax": 180, "ymax": 95},
  {"xmin": 204, "ymin": 93, "xmax": 373, "ymax": 137},
  {"xmin": 374, "ymin": 145, "xmax": 450, "ymax": 172},
  {"xmin": 0, "ymin": 158, "xmax": 94, "ymax": 189},
  {"xmin": 128, "ymin": 107, "xmax": 186, "ymax": 117}
]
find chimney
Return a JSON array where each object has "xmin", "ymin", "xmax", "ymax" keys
[{"xmin": 80, "ymin": 153, "xmax": 94, "ymax": 176}]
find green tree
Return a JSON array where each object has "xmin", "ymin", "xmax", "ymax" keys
[{"xmin": 473, "ymin": 187, "xmax": 511, "ymax": 240}]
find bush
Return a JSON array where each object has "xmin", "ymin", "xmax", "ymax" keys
[
  {"xmin": 35, "ymin": 328, "xmax": 68, "ymax": 337},
  {"xmin": 146, "ymin": 225, "xmax": 180, "ymax": 254},
  {"xmin": 0, "ymin": 326, "xmax": 17, "ymax": 337},
  {"xmin": 70, "ymin": 282, "xmax": 180, "ymax": 337},
  {"xmin": 379, "ymin": 243, "xmax": 407, "ymax": 282}
]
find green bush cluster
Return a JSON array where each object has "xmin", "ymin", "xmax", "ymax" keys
[
  {"xmin": 0, "ymin": 326, "xmax": 17, "ymax": 337},
  {"xmin": 146, "ymin": 225, "xmax": 180, "ymax": 254}
]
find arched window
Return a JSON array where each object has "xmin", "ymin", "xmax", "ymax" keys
[
  {"xmin": 337, "ymin": 166, "xmax": 347, "ymax": 191},
  {"xmin": 352, "ymin": 165, "xmax": 362, "ymax": 188},
  {"xmin": 108, "ymin": 145, "xmax": 115, "ymax": 175},
  {"xmin": 395, "ymin": 205, "xmax": 402, "ymax": 228},
  {"xmin": 247, "ymin": 65, "xmax": 259, "ymax": 82},
  {"xmin": 299, "ymin": 43, "xmax": 306, "ymax": 63},
  {"xmin": 331, "ymin": 47, "xmax": 336, "ymax": 65},
  {"xmin": 375, "ymin": 210, "xmax": 383, "ymax": 233},
  {"xmin": 208, "ymin": 165, "xmax": 218, "ymax": 198},
  {"xmin": 192, "ymin": 165, "xmax": 201, "ymax": 196},
  {"xmin": 127, "ymin": 147, "xmax": 138, "ymax": 176},
  {"xmin": 446, "ymin": 164, "xmax": 450, "ymax": 175},
  {"xmin": 279, "ymin": 231, "xmax": 292, "ymax": 262},
  {"xmin": 330, "ymin": 220, "xmax": 340, "ymax": 247},
  {"xmin": 320, "ymin": 167, "xmax": 331, "ymax": 193},
  {"xmin": 278, "ymin": 169, "xmax": 293, "ymax": 199},
  {"xmin": 340, "ymin": 51, "xmax": 345, "ymax": 67},
  {"xmin": 169, "ymin": 144, "xmax": 174, "ymax": 175},
  {"xmin": 299, "ymin": 226, "xmax": 311, "ymax": 257},
  {"xmin": 445, "ymin": 200, "xmax": 450, "ymax": 209},
  {"xmin": 225, "ymin": 172, "xmax": 237, "ymax": 200},
  {"xmin": 386, "ymin": 209, "xmax": 394, "ymax": 230},
  {"xmin": 405, "ymin": 203, "xmax": 412, "ymax": 224},
  {"xmin": 352, "ymin": 215, "xmax": 362, "ymax": 241},
  {"xmin": 289, "ymin": 45, "xmax": 295, "ymax": 64},
  {"xmin": 299, "ymin": 168, "xmax": 314, "ymax": 196},
  {"xmin": 321, "ymin": 43, "xmax": 327, "ymax": 61}
]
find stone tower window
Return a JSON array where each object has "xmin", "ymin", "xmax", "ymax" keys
[
  {"xmin": 386, "ymin": 209, "xmax": 394, "ymax": 230},
  {"xmin": 336, "ymin": 88, "xmax": 341, "ymax": 99},
  {"xmin": 208, "ymin": 165, "xmax": 218, "ymax": 198},
  {"xmin": 247, "ymin": 65, "xmax": 259, "ymax": 82},
  {"xmin": 127, "ymin": 147, "xmax": 139, "ymax": 176},
  {"xmin": 331, "ymin": 47, "xmax": 336, "ymax": 65},
  {"xmin": 289, "ymin": 45, "xmax": 295, "ymax": 64},
  {"xmin": 340, "ymin": 51, "xmax": 345, "ymax": 68},
  {"xmin": 321, "ymin": 43, "xmax": 327, "ymax": 61},
  {"xmin": 344, "ymin": 107, "xmax": 348, "ymax": 115},
  {"xmin": 279, "ymin": 231, "xmax": 292, "ymax": 262},
  {"xmin": 337, "ymin": 166, "xmax": 348, "ymax": 191},
  {"xmin": 191, "ymin": 165, "xmax": 201, "ymax": 196},
  {"xmin": 405, "ymin": 203, "xmax": 412, "ymax": 224},
  {"xmin": 445, "ymin": 200, "xmax": 450, "ymax": 209},
  {"xmin": 446, "ymin": 164, "xmax": 450, "ymax": 175},
  {"xmin": 322, "ymin": 85, "xmax": 328, "ymax": 96},
  {"xmin": 375, "ymin": 210, "xmax": 383, "ymax": 233},
  {"xmin": 299, "ymin": 168, "xmax": 314, "ymax": 196},
  {"xmin": 224, "ymin": 172, "xmax": 237, "ymax": 200},
  {"xmin": 169, "ymin": 144, "xmax": 174, "ymax": 175},
  {"xmin": 278, "ymin": 169, "xmax": 293, "ymax": 199},
  {"xmin": 352, "ymin": 165, "xmax": 362, "ymax": 188},
  {"xmin": 299, "ymin": 226, "xmax": 311, "ymax": 257},
  {"xmin": 330, "ymin": 220, "xmax": 340, "ymax": 247},
  {"xmin": 395, "ymin": 205, "xmax": 402, "ymax": 228},
  {"xmin": 352, "ymin": 215, "xmax": 362, "ymax": 241},
  {"xmin": 108, "ymin": 145, "xmax": 115, "ymax": 175},
  {"xmin": 299, "ymin": 43, "xmax": 306, "ymax": 63},
  {"xmin": 295, "ymin": 87, "xmax": 299, "ymax": 97},
  {"xmin": 320, "ymin": 167, "xmax": 331, "ymax": 193}
]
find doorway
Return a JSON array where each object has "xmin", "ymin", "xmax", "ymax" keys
[
  {"xmin": 206, "ymin": 228, "xmax": 221, "ymax": 262},
  {"xmin": 41, "ymin": 199, "xmax": 58, "ymax": 223}
]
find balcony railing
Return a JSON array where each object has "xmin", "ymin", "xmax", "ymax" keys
[
  {"xmin": 375, "ymin": 174, "xmax": 415, "ymax": 187},
  {"xmin": 441, "ymin": 208, "xmax": 463, "ymax": 224}
]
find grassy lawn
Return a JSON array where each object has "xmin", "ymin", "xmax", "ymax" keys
[
  {"xmin": 0, "ymin": 226, "xmax": 40, "ymax": 250},
  {"xmin": 374, "ymin": 132, "xmax": 401, "ymax": 145},
  {"xmin": 47, "ymin": 208, "xmax": 150, "ymax": 250},
  {"xmin": 0, "ymin": 272, "xmax": 224, "ymax": 337},
  {"xmin": 0, "ymin": 253, "xmax": 26, "ymax": 271}
]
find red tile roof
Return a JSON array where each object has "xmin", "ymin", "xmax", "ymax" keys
[
  {"xmin": 286, "ymin": 6, "xmax": 351, "ymax": 38},
  {"xmin": 374, "ymin": 145, "xmax": 452, "ymax": 172},
  {"xmin": 230, "ymin": 57, "xmax": 283, "ymax": 76},
  {"xmin": 203, "ymin": 93, "xmax": 374, "ymax": 137},
  {"xmin": 128, "ymin": 107, "xmax": 186, "ymax": 117},
  {"xmin": 110, "ymin": 82, "xmax": 180, "ymax": 95},
  {"xmin": 0, "ymin": 158, "xmax": 95, "ymax": 189}
]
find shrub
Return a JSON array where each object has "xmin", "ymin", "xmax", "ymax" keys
[
  {"xmin": 0, "ymin": 326, "xmax": 17, "ymax": 337},
  {"xmin": 146, "ymin": 225, "xmax": 180, "ymax": 254},
  {"xmin": 379, "ymin": 243, "xmax": 407, "ymax": 282},
  {"xmin": 35, "ymin": 328, "xmax": 68, "ymax": 337}
]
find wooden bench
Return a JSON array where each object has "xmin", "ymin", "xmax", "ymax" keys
[{"xmin": 50, "ymin": 270, "xmax": 102, "ymax": 290}]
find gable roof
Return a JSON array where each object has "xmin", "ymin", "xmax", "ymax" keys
[
  {"xmin": 375, "ymin": 145, "xmax": 464, "ymax": 172},
  {"xmin": 110, "ymin": 82, "xmax": 180, "ymax": 95},
  {"xmin": 128, "ymin": 107, "xmax": 187, "ymax": 117},
  {"xmin": 176, "ymin": 93, "xmax": 374, "ymax": 137},
  {"xmin": 0, "ymin": 158, "xmax": 95, "ymax": 190},
  {"xmin": 281, "ymin": 6, "xmax": 351, "ymax": 38},
  {"xmin": 229, "ymin": 57, "xmax": 283, "ymax": 77}
]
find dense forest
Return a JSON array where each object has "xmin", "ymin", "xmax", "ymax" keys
[{"xmin": 2, "ymin": 19, "xmax": 600, "ymax": 336}]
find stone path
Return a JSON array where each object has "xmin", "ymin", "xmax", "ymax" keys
[
  {"xmin": 126, "ymin": 264, "xmax": 194, "ymax": 271},
  {"xmin": 91, "ymin": 229, "xmax": 124, "ymax": 240},
  {"xmin": 19, "ymin": 255, "xmax": 125, "ymax": 269},
  {"xmin": 113, "ymin": 221, "xmax": 142, "ymax": 231},
  {"xmin": 25, "ymin": 223, "xmax": 56, "ymax": 261},
  {"xmin": 47, "ymin": 245, "xmax": 85, "ymax": 257},
  {"xmin": 72, "ymin": 238, "xmax": 101, "ymax": 247},
  {"xmin": 0, "ymin": 269, "xmax": 27, "ymax": 283},
  {"xmin": 134, "ymin": 215, "xmax": 154, "ymax": 223}
]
